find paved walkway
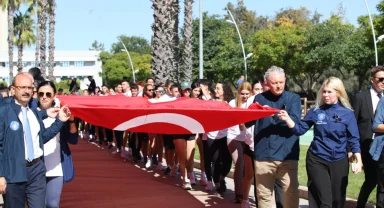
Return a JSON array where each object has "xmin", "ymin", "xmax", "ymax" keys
[
  {"xmin": 60, "ymin": 140, "xmax": 203, "ymax": 208},
  {"xmin": 61, "ymin": 139, "xmax": 309, "ymax": 207}
]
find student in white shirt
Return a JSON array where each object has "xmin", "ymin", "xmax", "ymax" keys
[{"xmin": 227, "ymin": 82, "xmax": 253, "ymax": 203}]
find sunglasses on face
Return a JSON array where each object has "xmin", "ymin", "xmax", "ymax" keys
[
  {"xmin": 38, "ymin": 92, "xmax": 53, "ymax": 98},
  {"xmin": 155, "ymin": 90, "xmax": 165, "ymax": 94},
  {"xmin": 147, "ymin": 89, "xmax": 153, "ymax": 92},
  {"xmin": 376, "ymin": 77, "xmax": 384, "ymax": 82}
]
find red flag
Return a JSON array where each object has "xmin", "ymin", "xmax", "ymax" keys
[{"xmin": 57, "ymin": 96, "xmax": 279, "ymax": 134}]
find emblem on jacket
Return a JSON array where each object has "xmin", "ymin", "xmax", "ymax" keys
[
  {"xmin": 10, "ymin": 121, "xmax": 20, "ymax": 131},
  {"xmin": 316, "ymin": 113, "xmax": 327, "ymax": 124}
]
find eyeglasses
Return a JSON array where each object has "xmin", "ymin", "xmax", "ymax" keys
[
  {"xmin": 155, "ymin": 90, "xmax": 165, "ymax": 94},
  {"xmin": 14, "ymin": 86, "xmax": 34, "ymax": 91},
  {"xmin": 38, "ymin": 92, "xmax": 53, "ymax": 98},
  {"xmin": 376, "ymin": 77, "xmax": 384, "ymax": 82}
]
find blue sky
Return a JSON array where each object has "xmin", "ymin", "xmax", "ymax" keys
[{"xmin": 53, "ymin": 0, "xmax": 381, "ymax": 51}]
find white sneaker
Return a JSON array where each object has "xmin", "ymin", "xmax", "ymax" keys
[
  {"xmin": 79, "ymin": 131, "xmax": 84, "ymax": 139},
  {"xmin": 145, "ymin": 160, "xmax": 152, "ymax": 168},
  {"xmin": 205, "ymin": 181, "xmax": 214, "ymax": 192},
  {"xmin": 111, "ymin": 149, "xmax": 119, "ymax": 155},
  {"xmin": 241, "ymin": 200, "xmax": 250, "ymax": 208}
]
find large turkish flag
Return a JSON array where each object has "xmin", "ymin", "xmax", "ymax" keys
[{"xmin": 57, "ymin": 96, "xmax": 279, "ymax": 134}]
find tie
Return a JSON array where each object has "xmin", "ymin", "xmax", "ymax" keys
[
  {"xmin": 378, "ymin": 93, "xmax": 382, "ymax": 99},
  {"xmin": 22, "ymin": 108, "xmax": 34, "ymax": 162}
]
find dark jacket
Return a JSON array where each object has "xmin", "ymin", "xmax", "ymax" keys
[
  {"xmin": 293, "ymin": 103, "xmax": 360, "ymax": 162},
  {"xmin": 252, "ymin": 91, "xmax": 301, "ymax": 161},
  {"xmin": 59, "ymin": 121, "xmax": 78, "ymax": 183},
  {"xmin": 352, "ymin": 90, "xmax": 375, "ymax": 142},
  {"xmin": 0, "ymin": 99, "xmax": 64, "ymax": 183}
]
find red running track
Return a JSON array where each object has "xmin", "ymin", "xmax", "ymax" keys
[{"xmin": 60, "ymin": 139, "xmax": 204, "ymax": 208}]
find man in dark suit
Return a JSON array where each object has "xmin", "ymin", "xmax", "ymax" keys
[
  {"xmin": 353, "ymin": 66, "xmax": 384, "ymax": 208},
  {"xmin": 0, "ymin": 73, "xmax": 71, "ymax": 208}
]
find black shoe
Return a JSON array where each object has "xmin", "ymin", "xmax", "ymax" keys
[
  {"xmin": 234, "ymin": 195, "xmax": 242, "ymax": 203},
  {"xmin": 219, "ymin": 179, "xmax": 227, "ymax": 193},
  {"xmin": 164, "ymin": 167, "xmax": 171, "ymax": 175}
]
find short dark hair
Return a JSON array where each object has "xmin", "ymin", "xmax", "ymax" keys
[
  {"xmin": 146, "ymin": 77, "xmax": 154, "ymax": 83},
  {"xmin": 130, "ymin": 84, "xmax": 138, "ymax": 90},
  {"xmin": 170, "ymin": 83, "xmax": 181, "ymax": 92},
  {"xmin": 28, "ymin": 67, "xmax": 42, "ymax": 79},
  {"xmin": 58, "ymin": 88, "xmax": 63, "ymax": 91},
  {"xmin": 120, "ymin": 79, "xmax": 129, "ymax": 85},
  {"xmin": 371, "ymin": 66, "xmax": 384, "ymax": 77}
]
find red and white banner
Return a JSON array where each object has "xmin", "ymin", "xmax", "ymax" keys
[{"xmin": 57, "ymin": 96, "xmax": 279, "ymax": 134}]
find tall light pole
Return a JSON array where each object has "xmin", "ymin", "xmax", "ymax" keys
[
  {"xmin": 119, "ymin": 38, "xmax": 136, "ymax": 83},
  {"xmin": 199, "ymin": 0, "xmax": 203, "ymax": 79},
  {"xmin": 364, "ymin": 0, "xmax": 378, "ymax": 66},
  {"xmin": 226, "ymin": 7, "xmax": 250, "ymax": 82}
]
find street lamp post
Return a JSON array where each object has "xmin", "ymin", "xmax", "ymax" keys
[
  {"xmin": 226, "ymin": 7, "xmax": 250, "ymax": 82},
  {"xmin": 364, "ymin": 0, "xmax": 379, "ymax": 66},
  {"xmin": 119, "ymin": 38, "xmax": 136, "ymax": 83}
]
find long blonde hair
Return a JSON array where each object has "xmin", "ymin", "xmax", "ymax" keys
[
  {"xmin": 236, "ymin": 82, "xmax": 252, "ymax": 108},
  {"xmin": 315, "ymin": 77, "xmax": 352, "ymax": 110}
]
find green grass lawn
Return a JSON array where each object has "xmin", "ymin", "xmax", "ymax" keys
[{"xmin": 195, "ymin": 145, "xmax": 376, "ymax": 203}]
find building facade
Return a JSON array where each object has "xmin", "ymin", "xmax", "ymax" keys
[{"xmin": 0, "ymin": 51, "xmax": 102, "ymax": 89}]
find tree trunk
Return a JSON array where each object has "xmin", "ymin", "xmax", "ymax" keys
[
  {"xmin": 39, "ymin": 0, "xmax": 48, "ymax": 78},
  {"xmin": 8, "ymin": 2, "xmax": 14, "ymax": 82},
  {"xmin": 181, "ymin": 0, "xmax": 193, "ymax": 82},
  {"xmin": 17, "ymin": 41, "xmax": 23, "ymax": 73},
  {"xmin": 151, "ymin": 0, "xmax": 174, "ymax": 85},
  {"xmin": 35, "ymin": 0, "xmax": 40, "ymax": 67},
  {"xmin": 48, "ymin": 0, "xmax": 55, "ymax": 80},
  {"xmin": 171, "ymin": 0, "xmax": 179, "ymax": 82}
]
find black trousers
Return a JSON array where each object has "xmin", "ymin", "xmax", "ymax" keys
[
  {"xmin": 306, "ymin": 151, "xmax": 349, "ymax": 208},
  {"xmin": 114, "ymin": 130, "xmax": 124, "ymax": 150},
  {"xmin": 377, "ymin": 149, "xmax": 384, "ymax": 208},
  {"xmin": 202, "ymin": 137, "xmax": 232, "ymax": 183},
  {"xmin": 105, "ymin": 128, "xmax": 113, "ymax": 143},
  {"xmin": 357, "ymin": 139, "xmax": 378, "ymax": 208}
]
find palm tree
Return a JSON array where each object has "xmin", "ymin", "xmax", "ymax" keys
[
  {"xmin": 33, "ymin": 0, "xmax": 39, "ymax": 66},
  {"xmin": 171, "ymin": 0, "xmax": 179, "ymax": 82},
  {"xmin": 13, "ymin": 11, "xmax": 35, "ymax": 72},
  {"xmin": 151, "ymin": 0, "xmax": 174, "ymax": 84},
  {"xmin": 181, "ymin": 0, "xmax": 193, "ymax": 82},
  {"xmin": 47, "ymin": 0, "xmax": 55, "ymax": 80},
  {"xmin": 39, "ymin": 0, "xmax": 47, "ymax": 78},
  {"xmin": 0, "ymin": 0, "xmax": 25, "ymax": 82},
  {"xmin": 151, "ymin": 0, "xmax": 180, "ymax": 84}
]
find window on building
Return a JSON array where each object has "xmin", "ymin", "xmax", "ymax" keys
[
  {"xmin": 5, "ymin": 62, "xmax": 8, "ymax": 67},
  {"xmin": 22, "ymin": 61, "xmax": 28, "ymax": 67},
  {"xmin": 74, "ymin": 61, "xmax": 84, "ymax": 67},
  {"xmin": 31, "ymin": 62, "xmax": 36, "ymax": 67},
  {"xmin": 61, "ymin": 61, "xmax": 69, "ymax": 67}
]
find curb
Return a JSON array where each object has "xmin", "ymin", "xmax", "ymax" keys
[{"xmin": 193, "ymin": 159, "xmax": 376, "ymax": 208}]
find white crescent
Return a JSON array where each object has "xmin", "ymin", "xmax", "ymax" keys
[{"xmin": 113, "ymin": 113, "xmax": 205, "ymax": 133}]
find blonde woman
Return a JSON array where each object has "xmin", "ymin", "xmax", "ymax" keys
[
  {"xmin": 278, "ymin": 77, "xmax": 362, "ymax": 208},
  {"xmin": 227, "ymin": 82, "xmax": 252, "ymax": 203}
]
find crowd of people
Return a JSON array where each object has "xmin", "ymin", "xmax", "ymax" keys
[{"xmin": 1, "ymin": 65, "xmax": 384, "ymax": 208}]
